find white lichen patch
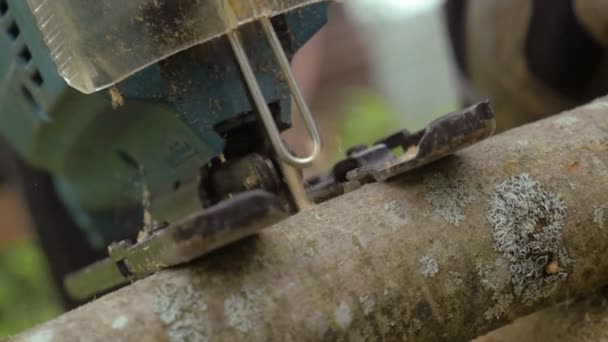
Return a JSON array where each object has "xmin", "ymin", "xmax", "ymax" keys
[
  {"xmin": 593, "ymin": 203, "xmax": 607, "ymax": 228},
  {"xmin": 475, "ymin": 262, "xmax": 500, "ymax": 291},
  {"xmin": 335, "ymin": 302, "xmax": 353, "ymax": 330},
  {"xmin": 224, "ymin": 288, "xmax": 262, "ymax": 333},
  {"xmin": 359, "ymin": 295, "xmax": 375, "ymax": 316},
  {"xmin": 446, "ymin": 271, "xmax": 464, "ymax": 295},
  {"xmin": 424, "ymin": 173, "xmax": 478, "ymax": 226},
  {"xmin": 153, "ymin": 283, "xmax": 209, "ymax": 342},
  {"xmin": 488, "ymin": 173, "xmax": 569, "ymax": 304},
  {"xmin": 555, "ymin": 116, "xmax": 580, "ymax": 129},
  {"xmin": 313, "ymin": 210, "xmax": 326, "ymax": 222},
  {"xmin": 384, "ymin": 199, "xmax": 409, "ymax": 227},
  {"xmin": 25, "ymin": 329, "xmax": 55, "ymax": 342},
  {"xmin": 419, "ymin": 255, "xmax": 439, "ymax": 278},
  {"xmin": 483, "ymin": 293, "xmax": 514, "ymax": 321},
  {"xmin": 111, "ymin": 315, "xmax": 129, "ymax": 330},
  {"xmin": 475, "ymin": 261, "xmax": 513, "ymax": 320},
  {"xmin": 225, "ymin": 296, "xmax": 253, "ymax": 333},
  {"xmin": 591, "ymin": 157, "xmax": 608, "ymax": 178}
]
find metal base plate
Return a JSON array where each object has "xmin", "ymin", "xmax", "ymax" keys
[
  {"xmin": 64, "ymin": 190, "xmax": 288, "ymax": 300},
  {"xmin": 306, "ymin": 101, "xmax": 496, "ymax": 202}
]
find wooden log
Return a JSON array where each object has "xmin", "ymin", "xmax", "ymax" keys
[{"xmin": 9, "ymin": 99, "xmax": 608, "ymax": 341}]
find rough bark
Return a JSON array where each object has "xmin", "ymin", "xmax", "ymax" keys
[
  {"xmin": 477, "ymin": 287, "xmax": 608, "ymax": 342},
  {"xmin": 8, "ymin": 99, "xmax": 608, "ymax": 342}
]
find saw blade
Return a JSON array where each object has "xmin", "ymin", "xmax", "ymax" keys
[{"xmin": 64, "ymin": 190, "xmax": 288, "ymax": 300}]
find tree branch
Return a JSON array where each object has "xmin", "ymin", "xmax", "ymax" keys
[{"xmin": 11, "ymin": 99, "xmax": 608, "ymax": 341}]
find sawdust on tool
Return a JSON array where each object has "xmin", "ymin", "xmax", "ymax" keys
[{"xmin": 109, "ymin": 86, "xmax": 125, "ymax": 109}]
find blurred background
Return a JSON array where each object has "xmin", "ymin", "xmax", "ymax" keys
[
  {"xmin": 2, "ymin": 0, "xmax": 606, "ymax": 336},
  {"xmin": 0, "ymin": 161, "xmax": 61, "ymax": 335}
]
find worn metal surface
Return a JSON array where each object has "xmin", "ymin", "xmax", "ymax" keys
[
  {"xmin": 64, "ymin": 190, "xmax": 288, "ymax": 300},
  {"xmin": 27, "ymin": 0, "xmax": 328, "ymax": 92},
  {"xmin": 307, "ymin": 100, "xmax": 496, "ymax": 203},
  {"xmin": 10, "ymin": 99, "xmax": 608, "ymax": 341},
  {"xmin": 367, "ymin": 100, "xmax": 495, "ymax": 181},
  {"xmin": 2, "ymin": 0, "xmax": 328, "ymax": 249}
]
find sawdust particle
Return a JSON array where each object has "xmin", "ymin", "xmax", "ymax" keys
[
  {"xmin": 109, "ymin": 86, "xmax": 124, "ymax": 109},
  {"xmin": 545, "ymin": 260, "xmax": 561, "ymax": 275},
  {"xmin": 404, "ymin": 145, "xmax": 419, "ymax": 159},
  {"xmin": 567, "ymin": 161, "xmax": 580, "ymax": 173}
]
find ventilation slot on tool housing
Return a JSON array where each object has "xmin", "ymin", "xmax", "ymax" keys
[
  {"xmin": 31, "ymin": 70, "xmax": 44, "ymax": 86},
  {"xmin": 22, "ymin": 85, "xmax": 49, "ymax": 121},
  {"xmin": 6, "ymin": 21, "xmax": 19, "ymax": 39},
  {"xmin": 2, "ymin": 2, "xmax": 47, "ymax": 119},
  {"xmin": 0, "ymin": 0, "xmax": 7, "ymax": 16},
  {"xmin": 19, "ymin": 46, "xmax": 32, "ymax": 63}
]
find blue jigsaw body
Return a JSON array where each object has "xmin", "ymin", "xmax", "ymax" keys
[{"xmin": 0, "ymin": 0, "xmax": 328, "ymax": 248}]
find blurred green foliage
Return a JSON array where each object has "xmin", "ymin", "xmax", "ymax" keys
[
  {"xmin": 0, "ymin": 241, "xmax": 61, "ymax": 337},
  {"xmin": 340, "ymin": 89, "xmax": 401, "ymax": 150}
]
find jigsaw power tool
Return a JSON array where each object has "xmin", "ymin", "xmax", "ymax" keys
[{"xmin": 0, "ymin": 0, "xmax": 496, "ymax": 302}]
